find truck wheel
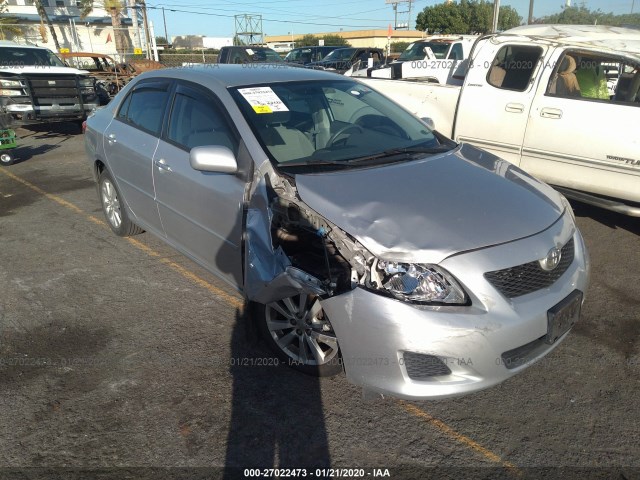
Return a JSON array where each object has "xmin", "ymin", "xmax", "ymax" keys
[
  {"xmin": 98, "ymin": 169, "xmax": 143, "ymax": 236},
  {"xmin": 255, "ymin": 294, "xmax": 342, "ymax": 377},
  {"xmin": 0, "ymin": 152, "xmax": 14, "ymax": 166}
]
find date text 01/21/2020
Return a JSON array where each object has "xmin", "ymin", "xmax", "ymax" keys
[{"xmin": 243, "ymin": 468, "xmax": 391, "ymax": 477}]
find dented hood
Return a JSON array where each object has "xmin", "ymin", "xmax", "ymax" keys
[{"xmin": 295, "ymin": 144, "xmax": 564, "ymax": 264}]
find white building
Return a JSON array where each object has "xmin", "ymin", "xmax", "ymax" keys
[{"xmin": 1, "ymin": 0, "xmax": 146, "ymax": 59}]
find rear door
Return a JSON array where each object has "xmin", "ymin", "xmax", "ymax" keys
[
  {"xmin": 153, "ymin": 82, "xmax": 247, "ymax": 288},
  {"xmin": 521, "ymin": 49, "xmax": 640, "ymax": 202},
  {"xmin": 103, "ymin": 79, "xmax": 172, "ymax": 234},
  {"xmin": 454, "ymin": 42, "xmax": 547, "ymax": 165}
]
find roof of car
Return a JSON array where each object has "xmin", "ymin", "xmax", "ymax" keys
[
  {"xmin": 139, "ymin": 63, "xmax": 348, "ymax": 88},
  {"xmin": 497, "ymin": 25, "xmax": 640, "ymax": 56}
]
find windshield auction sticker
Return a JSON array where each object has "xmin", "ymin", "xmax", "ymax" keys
[{"xmin": 238, "ymin": 87, "xmax": 289, "ymax": 114}]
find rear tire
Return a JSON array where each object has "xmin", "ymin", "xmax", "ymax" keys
[
  {"xmin": 98, "ymin": 169, "xmax": 143, "ymax": 236},
  {"xmin": 0, "ymin": 152, "xmax": 14, "ymax": 166},
  {"xmin": 254, "ymin": 294, "xmax": 342, "ymax": 377}
]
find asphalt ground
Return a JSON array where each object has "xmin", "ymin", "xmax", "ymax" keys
[{"xmin": 0, "ymin": 124, "xmax": 639, "ymax": 480}]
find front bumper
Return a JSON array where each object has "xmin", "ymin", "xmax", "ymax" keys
[
  {"xmin": 321, "ymin": 212, "xmax": 590, "ymax": 400},
  {"xmin": 3, "ymin": 101, "xmax": 98, "ymax": 124}
]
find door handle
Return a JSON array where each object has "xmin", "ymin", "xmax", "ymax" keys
[
  {"xmin": 540, "ymin": 108, "xmax": 563, "ymax": 119},
  {"xmin": 505, "ymin": 103, "xmax": 524, "ymax": 113},
  {"xmin": 154, "ymin": 158, "xmax": 173, "ymax": 172},
  {"xmin": 107, "ymin": 133, "xmax": 117, "ymax": 144}
]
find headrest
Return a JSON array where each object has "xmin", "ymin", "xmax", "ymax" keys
[{"xmin": 559, "ymin": 56, "xmax": 577, "ymax": 75}]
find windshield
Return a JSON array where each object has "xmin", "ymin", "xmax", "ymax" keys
[
  {"xmin": 245, "ymin": 48, "xmax": 283, "ymax": 62},
  {"xmin": 284, "ymin": 48, "xmax": 311, "ymax": 63},
  {"xmin": 231, "ymin": 79, "xmax": 454, "ymax": 170},
  {"xmin": 323, "ymin": 48, "xmax": 356, "ymax": 61},
  {"xmin": 398, "ymin": 42, "xmax": 451, "ymax": 61},
  {"xmin": 0, "ymin": 47, "xmax": 66, "ymax": 67}
]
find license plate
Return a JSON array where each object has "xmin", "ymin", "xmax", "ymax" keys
[{"xmin": 546, "ymin": 290, "xmax": 583, "ymax": 344}]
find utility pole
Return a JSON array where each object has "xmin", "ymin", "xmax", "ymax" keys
[
  {"xmin": 528, "ymin": 0, "xmax": 534, "ymax": 24},
  {"xmin": 140, "ymin": 0, "xmax": 152, "ymax": 59},
  {"xmin": 162, "ymin": 6, "xmax": 168, "ymax": 45},
  {"xmin": 491, "ymin": 0, "xmax": 500, "ymax": 33}
]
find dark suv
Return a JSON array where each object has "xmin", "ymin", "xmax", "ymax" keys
[
  {"xmin": 217, "ymin": 46, "xmax": 283, "ymax": 64},
  {"xmin": 306, "ymin": 47, "xmax": 385, "ymax": 74},
  {"xmin": 283, "ymin": 46, "xmax": 341, "ymax": 66}
]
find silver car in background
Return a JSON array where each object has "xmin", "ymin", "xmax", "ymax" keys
[{"xmin": 84, "ymin": 65, "xmax": 589, "ymax": 399}]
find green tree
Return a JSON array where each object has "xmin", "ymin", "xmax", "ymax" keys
[
  {"xmin": 78, "ymin": 0, "xmax": 132, "ymax": 55},
  {"xmin": 535, "ymin": 6, "xmax": 640, "ymax": 26},
  {"xmin": 415, "ymin": 1, "xmax": 521, "ymax": 34},
  {"xmin": 297, "ymin": 34, "xmax": 319, "ymax": 46},
  {"xmin": 497, "ymin": 5, "xmax": 522, "ymax": 30},
  {"xmin": 321, "ymin": 34, "xmax": 350, "ymax": 47},
  {"xmin": 390, "ymin": 41, "xmax": 411, "ymax": 53},
  {"xmin": 155, "ymin": 35, "xmax": 168, "ymax": 45},
  {"xmin": 416, "ymin": 2, "xmax": 468, "ymax": 34}
]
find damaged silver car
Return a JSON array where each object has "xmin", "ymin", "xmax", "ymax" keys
[{"xmin": 84, "ymin": 65, "xmax": 590, "ymax": 399}]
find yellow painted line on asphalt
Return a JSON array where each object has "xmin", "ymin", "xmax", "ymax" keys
[
  {"xmin": 0, "ymin": 167, "xmax": 243, "ymax": 309},
  {"xmin": 399, "ymin": 401, "xmax": 523, "ymax": 477},
  {"xmin": 2, "ymin": 167, "xmax": 519, "ymax": 473}
]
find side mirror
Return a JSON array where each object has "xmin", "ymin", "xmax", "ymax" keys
[
  {"xmin": 190, "ymin": 145, "xmax": 237, "ymax": 173},
  {"xmin": 421, "ymin": 117, "xmax": 436, "ymax": 130}
]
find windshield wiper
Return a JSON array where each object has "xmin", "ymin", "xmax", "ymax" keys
[
  {"xmin": 279, "ymin": 145, "xmax": 453, "ymax": 169},
  {"xmin": 341, "ymin": 145, "xmax": 453, "ymax": 164}
]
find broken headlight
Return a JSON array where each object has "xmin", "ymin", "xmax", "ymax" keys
[{"xmin": 372, "ymin": 260, "xmax": 468, "ymax": 305}]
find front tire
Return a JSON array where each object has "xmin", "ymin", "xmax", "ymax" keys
[
  {"xmin": 256, "ymin": 294, "xmax": 342, "ymax": 377},
  {"xmin": 98, "ymin": 169, "xmax": 143, "ymax": 236}
]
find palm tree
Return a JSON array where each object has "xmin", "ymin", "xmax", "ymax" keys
[
  {"xmin": 0, "ymin": 1, "xmax": 23, "ymax": 40},
  {"xmin": 33, "ymin": 0, "xmax": 61, "ymax": 50},
  {"xmin": 78, "ymin": 0, "xmax": 132, "ymax": 56}
]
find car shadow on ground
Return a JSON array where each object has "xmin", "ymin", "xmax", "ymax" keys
[
  {"xmin": 6, "ymin": 144, "xmax": 61, "ymax": 166},
  {"xmin": 571, "ymin": 200, "xmax": 640, "ymax": 236},
  {"xmin": 224, "ymin": 306, "xmax": 332, "ymax": 477},
  {"xmin": 19, "ymin": 122, "xmax": 82, "ymax": 140}
]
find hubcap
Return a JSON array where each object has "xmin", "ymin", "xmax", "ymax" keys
[
  {"xmin": 0, "ymin": 153, "xmax": 11, "ymax": 164},
  {"xmin": 265, "ymin": 294, "xmax": 338, "ymax": 366},
  {"xmin": 101, "ymin": 178, "xmax": 122, "ymax": 228}
]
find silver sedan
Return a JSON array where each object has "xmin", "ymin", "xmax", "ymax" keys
[{"xmin": 84, "ymin": 65, "xmax": 589, "ymax": 399}]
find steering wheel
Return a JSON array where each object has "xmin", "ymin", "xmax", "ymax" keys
[{"xmin": 326, "ymin": 124, "xmax": 364, "ymax": 147}]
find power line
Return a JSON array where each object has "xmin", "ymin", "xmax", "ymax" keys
[{"xmin": 140, "ymin": 4, "xmax": 385, "ymax": 28}]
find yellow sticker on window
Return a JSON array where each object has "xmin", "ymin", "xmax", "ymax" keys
[{"xmin": 252, "ymin": 105, "xmax": 273, "ymax": 114}]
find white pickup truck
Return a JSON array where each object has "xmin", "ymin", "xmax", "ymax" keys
[
  {"xmin": 362, "ymin": 25, "xmax": 640, "ymax": 216},
  {"xmin": 349, "ymin": 35, "xmax": 477, "ymax": 85}
]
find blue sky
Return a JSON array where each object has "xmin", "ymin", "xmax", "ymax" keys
[{"xmin": 146, "ymin": 0, "xmax": 638, "ymax": 39}]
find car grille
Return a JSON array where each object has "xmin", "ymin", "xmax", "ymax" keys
[
  {"xmin": 403, "ymin": 352, "xmax": 451, "ymax": 380},
  {"xmin": 25, "ymin": 74, "xmax": 80, "ymax": 106},
  {"xmin": 484, "ymin": 238, "xmax": 575, "ymax": 298}
]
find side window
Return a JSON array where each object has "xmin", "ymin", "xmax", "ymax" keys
[
  {"xmin": 487, "ymin": 45, "xmax": 543, "ymax": 91},
  {"xmin": 448, "ymin": 43, "xmax": 463, "ymax": 60},
  {"xmin": 167, "ymin": 90, "xmax": 238, "ymax": 153},
  {"xmin": 547, "ymin": 51, "xmax": 639, "ymax": 105},
  {"xmin": 118, "ymin": 82, "xmax": 171, "ymax": 135}
]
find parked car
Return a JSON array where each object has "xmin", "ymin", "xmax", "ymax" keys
[
  {"xmin": 362, "ymin": 25, "xmax": 640, "ymax": 216},
  {"xmin": 348, "ymin": 35, "xmax": 477, "ymax": 85},
  {"xmin": 284, "ymin": 46, "xmax": 342, "ymax": 66},
  {"xmin": 217, "ymin": 46, "xmax": 284, "ymax": 64},
  {"xmin": 0, "ymin": 41, "xmax": 99, "ymax": 127},
  {"xmin": 306, "ymin": 47, "xmax": 384, "ymax": 74},
  {"xmin": 84, "ymin": 65, "xmax": 589, "ymax": 400}
]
